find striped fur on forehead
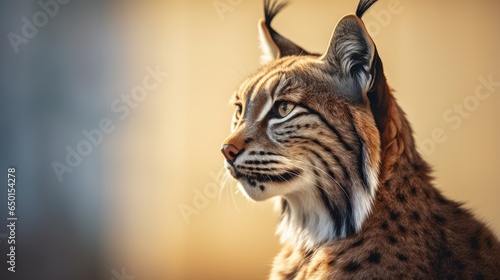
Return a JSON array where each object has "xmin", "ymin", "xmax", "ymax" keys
[
  {"xmin": 235, "ymin": 57, "xmax": 297, "ymax": 106},
  {"xmin": 240, "ymin": 58, "xmax": 335, "ymax": 105},
  {"xmin": 236, "ymin": 57, "xmax": 308, "ymax": 121}
]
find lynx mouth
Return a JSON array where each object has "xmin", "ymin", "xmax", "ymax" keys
[
  {"xmin": 234, "ymin": 169, "xmax": 302, "ymax": 184},
  {"xmin": 226, "ymin": 168, "xmax": 302, "ymax": 201}
]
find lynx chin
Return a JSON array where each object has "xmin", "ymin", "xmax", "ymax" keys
[{"xmin": 220, "ymin": 0, "xmax": 500, "ymax": 278}]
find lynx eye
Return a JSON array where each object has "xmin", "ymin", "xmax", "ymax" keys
[
  {"xmin": 277, "ymin": 101, "xmax": 296, "ymax": 118},
  {"xmin": 235, "ymin": 103, "xmax": 243, "ymax": 119}
]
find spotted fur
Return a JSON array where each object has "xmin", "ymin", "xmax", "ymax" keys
[{"xmin": 221, "ymin": 0, "xmax": 500, "ymax": 278}]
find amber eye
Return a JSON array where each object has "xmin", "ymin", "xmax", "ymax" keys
[
  {"xmin": 235, "ymin": 104, "xmax": 243, "ymax": 119},
  {"xmin": 277, "ymin": 101, "xmax": 296, "ymax": 118}
]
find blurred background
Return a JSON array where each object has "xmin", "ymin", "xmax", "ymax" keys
[{"xmin": 0, "ymin": 0, "xmax": 499, "ymax": 279}]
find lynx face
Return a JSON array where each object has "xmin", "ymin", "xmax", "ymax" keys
[
  {"xmin": 224, "ymin": 55, "xmax": 375, "ymax": 200},
  {"xmin": 221, "ymin": 5, "xmax": 381, "ymax": 244}
]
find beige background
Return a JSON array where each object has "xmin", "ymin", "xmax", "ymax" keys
[{"xmin": 106, "ymin": 1, "xmax": 500, "ymax": 279}]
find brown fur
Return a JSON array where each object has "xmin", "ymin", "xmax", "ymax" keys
[
  {"xmin": 221, "ymin": 1, "xmax": 500, "ymax": 279},
  {"xmin": 270, "ymin": 69, "xmax": 500, "ymax": 279}
]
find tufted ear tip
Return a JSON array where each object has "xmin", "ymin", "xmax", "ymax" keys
[
  {"xmin": 257, "ymin": 0, "xmax": 311, "ymax": 65},
  {"xmin": 356, "ymin": 0, "xmax": 378, "ymax": 18}
]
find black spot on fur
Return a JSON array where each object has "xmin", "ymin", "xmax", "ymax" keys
[
  {"xmin": 350, "ymin": 238, "xmax": 365, "ymax": 248},
  {"xmin": 344, "ymin": 261, "xmax": 361, "ymax": 272},
  {"xmin": 432, "ymin": 214, "xmax": 446, "ymax": 225},
  {"xmin": 385, "ymin": 180, "xmax": 391, "ymax": 188},
  {"xmin": 396, "ymin": 193, "xmax": 406, "ymax": 202},
  {"xmin": 367, "ymin": 252, "xmax": 381, "ymax": 264},
  {"xmin": 411, "ymin": 211, "xmax": 421, "ymax": 221},
  {"xmin": 390, "ymin": 211, "xmax": 400, "ymax": 221},
  {"xmin": 470, "ymin": 236, "xmax": 480, "ymax": 250},
  {"xmin": 245, "ymin": 138, "xmax": 254, "ymax": 143},
  {"xmin": 439, "ymin": 246, "xmax": 453, "ymax": 258},
  {"xmin": 453, "ymin": 207, "xmax": 466, "ymax": 216},
  {"xmin": 436, "ymin": 194, "xmax": 450, "ymax": 205},
  {"xmin": 396, "ymin": 253, "xmax": 408, "ymax": 262},
  {"xmin": 387, "ymin": 236, "xmax": 397, "ymax": 244},
  {"xmin": 380, "ymin": 221, "xmax": 389, "ymax": 230},
  {"xmin": 398, "ymin": 225, "xmax": 407, "ymax": 235},
  {"xmin": 424, "ymin": 189, "xmax": 431, "ymax": 198},
  {"xmin": 410, "ymin": 186, "xmax": 417, "ymax": 196},
  {"xmin": 328, "ymin": 259, "xmax": 337, "ymax": 266},
  {"xmin": 413, "ymin": 162, "xmax": 422, "ymax": 170},
  {"xmin": 259, "ymin": 185, "xmax": 265, "ymax": 191}
]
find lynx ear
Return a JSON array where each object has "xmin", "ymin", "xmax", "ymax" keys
[
  {"xmin": 321, "ymin": 15, "xmax": 375, "ymax": 102},
  {"xmin": 258, "ymin": 0, "xmax": 310, "ymax": 65}
]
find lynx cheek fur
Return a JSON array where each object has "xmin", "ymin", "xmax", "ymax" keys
[{"xmin": 220, "ymin": 0, "xmax": 500, "ymax": 278}]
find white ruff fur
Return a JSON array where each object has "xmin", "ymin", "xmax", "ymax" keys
[
  {"xmin": 275, "ymin": 159, "xmax": 379, "ymax": 250},
  {"xmin": 276, "ymin": 189, "xmax": 337, "ymax": 250}
]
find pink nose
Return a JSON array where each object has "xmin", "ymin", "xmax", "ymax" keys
[{"xmin": 221, "ymin": 144, "xmax": 241, "ymax": 162}]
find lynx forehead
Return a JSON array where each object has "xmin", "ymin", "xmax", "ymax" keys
[{"xmin": 221, "ymin": 0, "xmax": 500, "ymax": 278}]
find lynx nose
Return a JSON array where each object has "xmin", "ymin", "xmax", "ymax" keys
[{"xmin": 221, "ymin": 144, "xmax": 241, "ymax": 163}]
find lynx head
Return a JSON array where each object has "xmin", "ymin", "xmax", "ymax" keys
[{"xmin": 221, "ymin": 0, "xmax": 385, "ymax": 249}]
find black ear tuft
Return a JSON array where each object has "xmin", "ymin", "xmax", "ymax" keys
[
  {"xmin": 356, "ymin": 0, "xmax": 378, "ymax": 18},
  {"xmin": 264, "ymin": 0, "xmax": 290, "ymax": 25},
  {"xmin": 259, "ymin": 0, "xmax": 310, "ymax": 64}
]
